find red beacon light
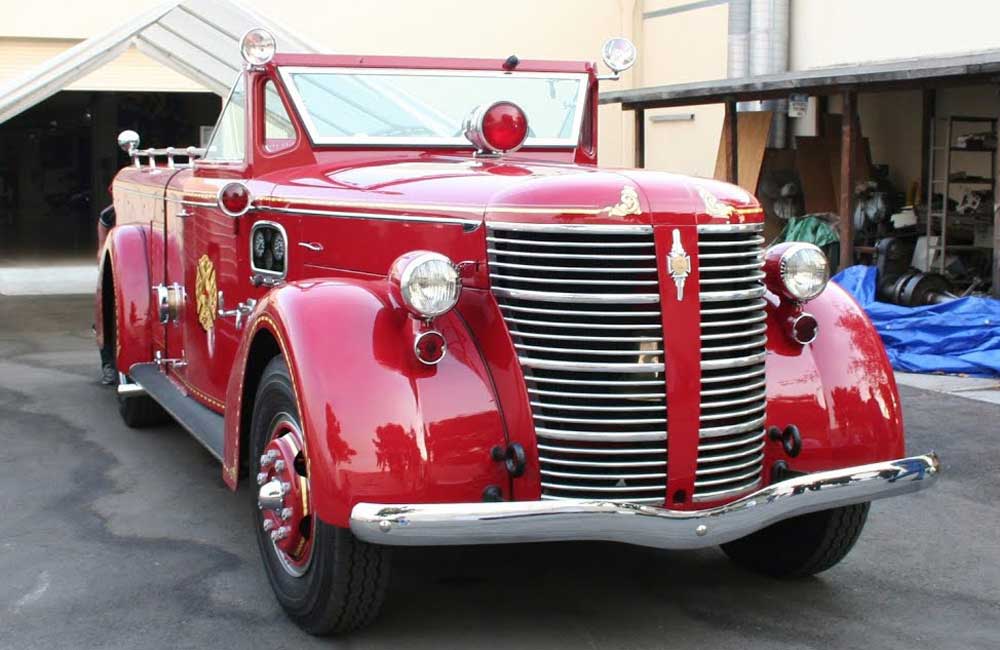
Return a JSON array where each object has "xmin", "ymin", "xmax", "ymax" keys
[
  {"xmin": 217, "ymin": 181, "xmax": 253, "ymax": 217},
  {"xmin": 463, "ymin": 101, "xmax": 529, "ymax": 156}
]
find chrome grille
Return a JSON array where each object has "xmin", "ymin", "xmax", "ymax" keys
[
  {"xmin": 695, "ymin": 223, "xmax": 767, "ymax": 502},
  {"xmin": 487, "ymin": 223, "xmax": 667, "ymax": 505}
]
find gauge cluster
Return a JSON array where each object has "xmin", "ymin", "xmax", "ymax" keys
[{"xmin": 250, "ymin": 222, "xmax": 287, "ymax": 277}]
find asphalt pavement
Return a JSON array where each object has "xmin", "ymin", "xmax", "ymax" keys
[{"xmin": 1, "ymin": 295, "xmax": 997, "ymax": 649}]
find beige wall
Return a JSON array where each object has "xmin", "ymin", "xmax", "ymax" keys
[{"xmin": 790, "ymin": 0, "xmax": 1000, "ymax": 71}]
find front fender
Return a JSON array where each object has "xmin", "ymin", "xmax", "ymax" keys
[
  {"xmin": 97, "ymin": 225, "xmax": 154, "ymax": 372},
  {"xmin": 223, "ymin": 278, "xmax": 510, "ymax": 527},
  {"xmin": 764, "ymin": 281, "xmax": 905, "ymax": 476}
]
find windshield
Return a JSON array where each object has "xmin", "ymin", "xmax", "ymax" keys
[{"xmin": 278, "ymin": 67, "xmax": 588, "ymax": 147}]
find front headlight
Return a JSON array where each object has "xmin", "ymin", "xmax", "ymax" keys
[
  {"xmin": 778, "ymin": 243, "xmax": 829, "ymax": 301},
  {"xmin": 389, "ymin": 251, "xmax": 461, "ymax": 318}
]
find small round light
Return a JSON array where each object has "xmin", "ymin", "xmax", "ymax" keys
[
  {"xmin": 463, "ymin": 101, "xmax": 528, "ymax": 154},
  {"xmin": 218, "ymin": 181, "xmax": 252, "ymax": 217},
  {"xmin": 414, "ymin": 330, "xmax": 447, "ymax": 365},
  {"xmin": 788, "ymin": 312, "xmax": 819, "ymax": 345},
  {"xmin": 389, "ymin": 251, "xmax": 461, "ymax": 319},
  {"xmin": 779, "ymin": 243, "xmax": 829, "ymax": 301},
  {"xmin": 240, "ymin": 28, "xmax": 276, "ymax": 67},
  {"xmin": 601, "ymin": 37, "xmax": 638, "ymax": 74}
]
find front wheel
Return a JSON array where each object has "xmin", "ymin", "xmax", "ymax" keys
[
  {"xmin": 721, "ymin": 503, "xmax": 870, "ymax": 578},
  {"xmin": 250, "ymin": 356, "xmax": 391, "ymax": 635}
]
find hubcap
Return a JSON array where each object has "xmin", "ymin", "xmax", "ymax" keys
[{"xmin": 257, "ymin": 415, "xmax": 313, "ymax": 577}]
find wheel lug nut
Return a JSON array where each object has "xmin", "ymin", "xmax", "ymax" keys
[
  {"xmin": 256, "ymin": 472, "xmax": 269, "ymax": 485},
  {"xmin": 270, "ymin": 526, "xmax": 290, "ymax": 541},
  {"xmin": 267, "ymin": 450, "xmax": 279, "ymax": 460},
  {"xmin": 262, "ymin": 519, "xmax": 275, "ymax": 532},
  {"xmin": 281, "ymin": 481, "xmax": 291, "ymax": 495},
  {"xmin": 259, "ymin": 454, "xmax": 273, "ymax": 468},
  {"xmin": 281, "ymin": 508, "xmax": 293, "ymax": 520},
  {"xmin": 274, "ymin": 460, "xmax": 286, "ymax": 472}
]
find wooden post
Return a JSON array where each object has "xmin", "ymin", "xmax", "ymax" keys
[
  {"xmin": 634, "ymin": 108, "xmax": 645, "ymax": 168},
  {"xmin": 839, "ymin": 90, "xmax": 858, "ymax": 271},
  {"xmin": 993, "ymin": 143, "xmax": 1000, "ymax": 298},
  {"xmin": 920, "ymin": 89, "xmax": 936, "ymax": 202},
  {"xmin": 725, "ymin": 99, "xmax": 739, "ymax": 185}
]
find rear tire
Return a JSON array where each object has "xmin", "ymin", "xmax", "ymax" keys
[
  {"xmin": 250, "ymin": 356, "xmax": 391, "ymax": 635},
  {"xmin": 117, "ymin": 375, "xmax": 170, "ymax": 428},
  {"xmin": 721, "ymin": 503, "xmax": 870, "ymax": 578}
]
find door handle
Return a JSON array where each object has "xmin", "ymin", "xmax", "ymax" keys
[
  {"xmin": 176, "ymin": 208, "xmax": 192, "ymax": 219},
  {"xmin": 217, "ymin": 291, "xmax": 257, "ymax": 330},
  {"xmin": 298, "ymin": 242, "xmax": 323, "ymax": 252}
]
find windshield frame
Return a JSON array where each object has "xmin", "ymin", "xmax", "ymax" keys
[{"xmin": 277, "ymin": 66, "xmax": 590, "ymax": 148}]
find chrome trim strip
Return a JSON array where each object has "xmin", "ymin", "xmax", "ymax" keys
[
  {"xmin": 537, "ymin": 443, "xmax": 667, "ymax": 456},
  {"xmin": 487, "ymin": 221, "xmax": 653, "ymax": 234},
  {"xmin": 699, "ymin": 250, "xmax": 764, "ymax": 259},
  {"xmin": 700, "ymin": 351, "xmax": 768, "ymax": 371},
  {"xmin": 699, "ymin": 336, "xmax": 768, "ymax": 353},
  {"xmin": 700, "ymin": 313, "xmax": 768, "ymax": 329},
  {"xmin": 515, "ymin": 342, "xmax": 664, "ymax": 356},
  {"xmin": 540, "ymin": 482, "xmax": 665, "ymax": 494},
  {"xmin": 700, "ymin": 389, "xmax": 768, "ymax": 410},
  {"xmin": 350, "ymin": 453, "xmax": 940, "ymax": 549},
  {"xmin": 699, "ymin": 402, "xmax": 766, "ymax": 422},
  {"xmin": 498, "ymin": 303, "xmax": 662, "ymax": 318},
  {"xmin": 692, "ymin": 477, "xmax": 763, "ymax": 503},
  {"xmin": 506, "ymin": 316, "xmax": 663, "ymax": 331},
  {"xmin": 494, "ymin": 286, "xmax": 660, "ymax": 304},
  {"xmin": 492, "ymin": 273, "xmax": 659, "ymax": 286},
  {"xmin": 697, "ymin": 222, "xmax": 765, "ymax": 233},
  {"xmin": 699, "ymin": 271, "xmax": 767, "ymax": 284},
  {"xmin": 516, "ymin": 330, "xmax": 662, "ymax": 343},
  {"xmin": 487, "ymin": 236, "xmax": 653, "ymax": 248},
  {"xmin": 534, "ymin": 427, "xmax": 668, "ymax": 442},
  {"xmin": 699, "ymin": 366, "xmax": 766, "ymax": 384},
  {"xmin": 699, "ymin": 415, "xmax": 767, "ymax": 438},
  {"xmin": 529, "ymin": 387, "xmax": 665, "ymax": 400},
  {"xmin": 701, "ymin": 324, "xmax": 767, "ymax": 340},
  {"xmin": 700, "ymin": 287, "xmax": 767, "ymax": 302},
  {"xmin": 700, "ymin": 378, "xmax": 767, "ymax": 397},
  {"xmin": 695, "ymin": 466, "xmax": 762, "ymax": 488},
  {"xmin": 527, "ymin": 375, "xmax": 664, "ymax": 386},
  {"xmin": 263, "ymin": 204, "xmax": 481, "ymax": 228},
  {"xmin": 541, "ymin": 468, "xmax": 667, "ymax": 481},
  {"xmin": 532, "ymin": 413, "xmax": 667, "ymax": 425},
  {"xmin": 490, "ymin": 261, "xmax": 657, "ymax": 273},
  {"xmin": 700, "ymin": 299, "xmax": 768, "ymax": 315},
  {"xmin": 696, "ymin": 453, "xmax": 765, "ymax": 476},
  {"xmin": 698, "ymin": 236, "xmax": 765, "ymax": 247},
  {"xmin": 530, "ymin": 400, "xmax": 666, "ymax": 413},
  {"xmin": 697, "ymin": 440, "xmax": 766, "ymax": 464},
  {"xmin": 488, "ymin": 248, "xmax": 656, "ymax": 261},
  {"xmin": 698, "ymin": 430, "xmax": 765, "ymax": 452},
  {"xmin": 520, "ymin": 356, "xmax": 666, "ymax": 373},
  {"xmin": 541, "ymin": 457, "xmax": 667, "ymax": 468}
]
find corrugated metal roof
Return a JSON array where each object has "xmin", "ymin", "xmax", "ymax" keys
[
  {"xmin": 601, "ymin": 49, "xmax": 1000, "ymax": 109},
  {"xmin": 0, "ymin": 0, "xmax": 319, "ymax": 124}
]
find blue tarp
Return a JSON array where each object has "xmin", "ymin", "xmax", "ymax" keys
[{"xmin": 833, "ymin": 265, "xmax": 1000, "ymax": 377}]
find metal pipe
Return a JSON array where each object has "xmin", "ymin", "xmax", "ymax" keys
[{"xmin": 749, "ymin": 0, "xmax": 790, "ymax": 148}]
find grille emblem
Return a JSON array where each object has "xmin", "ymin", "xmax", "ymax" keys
[
  {"xmin": 667, "ymin": 229, "xmax": 691, "ymax": 300},
  {"xmin": 606, "ymin": 185, "xmax": 642, "ymax": 217}
]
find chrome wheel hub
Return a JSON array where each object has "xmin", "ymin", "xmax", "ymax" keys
[{"xmin": 257, "ymin": 415, "xmax": 313, "ymax": 577}]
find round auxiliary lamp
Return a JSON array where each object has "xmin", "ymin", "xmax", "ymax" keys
[{"xmin": 463, "ymin": 101, "xmax": 529, "ymax": 156}]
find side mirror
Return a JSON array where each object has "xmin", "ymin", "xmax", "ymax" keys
[
  {"xmin": 117, "ymin": 130, "xmax": 140, "ymax": 154},
  {"xmin": 598, "ymin": 37, "xmax": 638, "ymax": 81}
]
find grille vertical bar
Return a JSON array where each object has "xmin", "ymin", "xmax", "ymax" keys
[
  {"xmin": 695, "ymin": 222, "xmax": 768, "ymax": 502},
  {"xmin": 487, "ymin": 223, "xmax": 668, "ymax": 505}
]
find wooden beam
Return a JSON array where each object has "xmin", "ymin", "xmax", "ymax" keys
[
  {"xmin": 725, "ymin": 99, "xmax": 739, "ymax": 184},
  {"xmin": 635, "ymin": 108, "xmax": 645, "ymax": 168},
  {"xmin": 839, "ymin": 90, "xmax": 858, "ymax": 271},
  {"xmin": 920, "ymin": 89, "xmax": 936, "ymax": 201}
]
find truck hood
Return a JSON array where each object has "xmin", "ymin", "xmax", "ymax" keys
[{"xmin": 266, "ymin": 155, "xmax": 761, "ymax": 228}]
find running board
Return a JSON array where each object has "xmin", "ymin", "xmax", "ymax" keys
[{"xmin": 129, "ymin": 363, "xmax": 225, "ymax": 461}]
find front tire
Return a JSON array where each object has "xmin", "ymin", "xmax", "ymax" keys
[
  {"xmin": 250, "ymin": 356, "xmax": 391, "ymax": 635},
  {"xmin": 721, "ymin": 503, "xmax": 870, "ymax": 578}
]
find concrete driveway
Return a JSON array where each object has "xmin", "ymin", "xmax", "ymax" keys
[{"xmin": 1, "ymin": 295, "xmax": 997, "ymax": 649}]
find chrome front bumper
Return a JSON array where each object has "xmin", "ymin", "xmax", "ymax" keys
[{"xmin": 350, "ymin": 453, "xmax": 939, "ymax": 549}]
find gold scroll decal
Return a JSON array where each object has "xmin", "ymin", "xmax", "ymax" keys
[
  {"xmin": 696, "ymin": 186, "xmax": 740, "ymax": 221},
  {"xmin": 606, "ymin": 185, "xmax": 642, "ymax": 217},
  {"xmin": 195, "ymin": 254, "xmax": 218, "ymax": 331}
]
